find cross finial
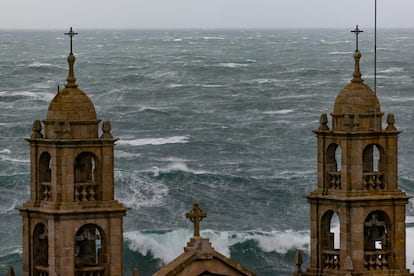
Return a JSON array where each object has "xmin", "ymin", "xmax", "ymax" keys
[
  {"xmin": 351, "ymin": 25, "xmax": 363, "ymax": 52},
  {"xmin": 64, "ymin": 27, "xmax": 78, "ymax": 54},
  {"xmin": 186, "ymin": 203, "xmax": 207, "ymax": 237}
]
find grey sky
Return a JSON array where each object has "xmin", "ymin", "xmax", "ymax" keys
[{"xmin": 1, "ymin": 0, "xmax": 413, "ymax": 29}]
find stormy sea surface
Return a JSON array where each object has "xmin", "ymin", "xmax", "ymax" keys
[{"xmin": 1, "ymin": 29, "xmax": 414, "ymax": 275}]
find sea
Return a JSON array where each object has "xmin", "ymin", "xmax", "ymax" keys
[{"xmin": 0, "ymin": 29, "xmax": 414, "ymax": 275}]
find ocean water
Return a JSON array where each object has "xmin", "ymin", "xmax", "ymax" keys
[{"xmin": 0, "ymin": 29, "xmax": 414, "ymax": 275}]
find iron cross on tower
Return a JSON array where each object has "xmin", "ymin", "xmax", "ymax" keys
[
  {"xmin": 186, "ymin": 203, "xmax": 207, "ymax": 237},
  {"xmin": 351, "ymin": 25, "xmax": 363, "ymax": 51},
  {"xmin": 64, "ymin": 27, "xmax": 78, "ymax": 54}
]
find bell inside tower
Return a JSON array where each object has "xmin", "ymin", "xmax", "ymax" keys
[{"xmin": 75, "ymin": 224, "xmax": 103, "ymax": 268}]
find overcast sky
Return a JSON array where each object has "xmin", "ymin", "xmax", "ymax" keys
[{"xmin": 1, "ymin": 0, "xmax": 413, "ymax": 29}]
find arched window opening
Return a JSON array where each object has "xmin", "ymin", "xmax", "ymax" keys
[
  {"xmin": 33, "ymin": 223, "xmax": 48, "ymax": 274},
  {"xmin": 330, "ymin": 213, "xmax": 340, "ymax": 250},
  {"xmin": 363, "ymin": 144, "xmax": 385, "ymax": 190},
  {"xmin": 74, "ymin": 153, "xmax": 100, "ymax": 201},
  {"xmin": 327, "ymin": 144, "xmax": 341, "ymax": 189},
  {"xmin": 75, "ymin": 224, "xmax": 103, "ymax": 268},
  {"xmin": 321, "ymin": 211, "xmax": 340, "ymax": 270},
  {"xmin": 364, "ymin": 211, "xmax": 390, "ymax": 251},
  {"xmin": 364, "ymin": 211, "xmax": 391, "ymax": 270},
  {"xmin": 75, "ymin": 153, "xmax": 96, "ymax": 183},
  {"xmin": 363, "ymin": 144, "xmax": 383, "ymax": 172},
  {"xmin": 39, "ymin": 152, "xmax": 52, "ymax": 201}
]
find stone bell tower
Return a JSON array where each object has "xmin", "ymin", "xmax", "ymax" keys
[
  {"xmin": 304, "ymin": 26, "xmax": 411, "ymax": 275},
  {"xmin": 18, "ymin": 28, "xmax": 127, "ymax": 276}
]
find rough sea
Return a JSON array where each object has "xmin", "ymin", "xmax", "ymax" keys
[{"xmin": 0, "ymin": 29, "xmax": 414, "ymax": 275}]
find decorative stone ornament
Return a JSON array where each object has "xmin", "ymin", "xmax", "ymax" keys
[
  {"xmin": 386, "ymin": 113, "xmax": 397, "ymax": 131},
  {"xmin": 319, "ymin": 114, "xmax": 329, "ymax": 130},
  {"xmin": 31, "ymin": 120, "xmax": 43, "ymax": 138},
  {"xmin": 101, "ymin": 120, "xmax": 113, "ymax": 138}
]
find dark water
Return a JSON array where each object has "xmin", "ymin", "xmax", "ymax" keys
[{"xmin": 0, "ymin": 29, "xmax": 414, "ymax": 275}]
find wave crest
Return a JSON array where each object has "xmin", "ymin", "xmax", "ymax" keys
[{"xmin": 124, "ymin": 228, "xmax": 310, "ymax": 265}]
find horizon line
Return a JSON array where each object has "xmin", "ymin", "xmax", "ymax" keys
[{"xmin": 2, "ymin": 26, "xmax": 414, "ymax": 31}]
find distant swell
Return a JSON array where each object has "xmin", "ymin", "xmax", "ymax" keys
[{"xmin": 117, "ymin": 136, "xmax": 189, "ymax": 146}]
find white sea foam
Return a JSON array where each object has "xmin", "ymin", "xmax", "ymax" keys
[
  {"xmin": 253, "ymin": 230, "xmax": 310, "ymax": 254},
  {"xmin": 115, "ymin": 170, "xmax": 169, "ymax": 209},
  {"xmin": 0, "ymin": 149, "xmax": 11, "ymax": 154},
  {"xmin": 378, "ymin": 67, "xmax": 405, "ymax": 74},
  {"xmin": 0, "ymin": 246, "xmax": 22, "ymax": 258},
  {"xmin": 320, "ymin": 39, "xmax": 351, "ymax": 45},
  {"xmin": 216, "ymin": 63, "xmax": 249, "ymax": 68},
  {"xmin": 381, "ymin": 96, "xmax": 414, "ymax": 103},
  {"xmin": 115, "ymin": 150, "xmax": 141, "ymax": 159},
  {"xmin": 0, "ymin": 90, "xmax": 54, "ymax": 102},
  {"xmin": 124, "ymin": 228, "xmax": 310, "ymax": 265},
  {"xmin": 200, "ymin": 84, "xmax": 224, "ymax": 88},
  {"xmin": 328, "ymin": 51, "xmax": 352, "ymax": 55},
  {"xmin": 28, "ymin": 62, "xmax": 65, "ymax": 70},
  {"xmin": 263, "ymin": 109, "xmax": 294, "ymax": 115},
  {"xmin": 167, "ymin": 84, "xmax": 185, "ymax": 88},
  {"xmin": 117, "ymin": 136, "xmax": 189, "ymax": 146},
  {"xmin": 137, "ymin": 106, "xmax": 168, "ymax": 113},
  {"xmin": 272, "ymin": 94, "xmax": 313, "ymax": 100},
  {"xmin": 248, "ymin": 78, "xmax": 280, "ymax": 84},
  {"xmin": 125, "ymin": 226, "xmax": 414, "ymax": 270},
  {"xmin": 0, "ymin": 199, "xmax": 18, "ymax": 214},
  {"xmin": 151, "ymin": 161, "xmax": 210, "ymax": 176},
  {"xmin": 0, "ymin": 156, "xmax": 29, "ymax": 163},
  {"xmin": 125, "ymin": 229, "xmax": 192, "ymax": 263},
  {"xmin": 168, "ymin": 84, "xmax": 223, "ymax": 89},
  {"xmin": 202, "ymin": 36, "xmax": 225, "ymax": 40}
]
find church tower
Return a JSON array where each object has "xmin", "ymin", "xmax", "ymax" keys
[
  {"xmin": 304, "ymin": 26, "xmax": 411, "ymax": 275},
  {"xmin": 18, "ymin": 28, "xmax": 127, "ymax": 276}
]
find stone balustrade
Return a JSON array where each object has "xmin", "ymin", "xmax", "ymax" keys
[
  {"xmin": 34, "ymin": 265, "xmax": 49, "ymax": 276},
  {"xmin": 328, "ymin": 171, "xmax": 341, "ymax": 189},
  {"xmin": 75, "ymin": 266, "xmax": 105, "ymax": 276},
  {"xmin": 322, "ymin": 249, "xmax": 340, "ymax": 270},
  {"xmin": 74, "ymin": 182, "xmax": 98, "ymax": 202},
  {"xmin": 40, "ymin": 182, "xmax": 51, "ymax": 201},
  {"xmin": 363, "ymin": 172, "xmax": 385, "ymax": 190},
  {"xmin": 364, "ymin": 250, "xmax": 389, "ymax": 270}
]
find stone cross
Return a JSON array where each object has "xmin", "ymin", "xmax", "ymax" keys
[
  {"xmin": 186, "ymin": 203, "xmax": 207, "ymax": 237},
  {"xmin": 64, "ymin": 27, "xmax": 78, "ymax": 54},
  {"xmin": 351, "ymin": 25, "xmax": 363, "ymax": 51}
]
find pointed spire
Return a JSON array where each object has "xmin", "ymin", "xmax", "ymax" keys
[
  {"xmin": 64, "ymin": 27, "xmax": 79, "ymax": 88},
  {"xmin": 351, "ymin": 50, "xmax": 363, "ymax": 83},
  {"xmin": 351, "ymin": 25, "xmax": 364, "ymax": 83}
]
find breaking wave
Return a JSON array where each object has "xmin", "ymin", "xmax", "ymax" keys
[{"xmin": 124, "ymin": 228, "xmax": 310, "ymax": 265}]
